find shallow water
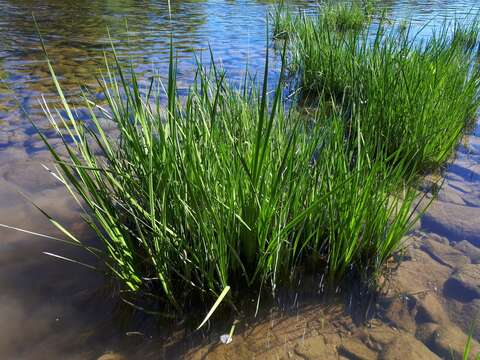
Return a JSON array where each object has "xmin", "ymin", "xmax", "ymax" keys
[{"xmin": 1, "ymin": 0, "xmax": 480, "ymax": 359}]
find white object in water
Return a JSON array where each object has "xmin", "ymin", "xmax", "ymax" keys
[{"xmin": 220, "ymin": 334, "xmax": 233, "ymax": 344}]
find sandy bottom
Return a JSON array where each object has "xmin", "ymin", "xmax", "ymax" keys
[{"xmin": 0, "ymin": 123, "xmax": 479, "ymax": 359}]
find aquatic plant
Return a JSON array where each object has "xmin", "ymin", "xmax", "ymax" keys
[
  {"xmin": 321, "ymin": 1, "xmax": 369, "ymax": 32},
  {"xmin": 452, "ymin": 19, "xmax": 480, "ymax": 49},
  {"xmin": 271, "ymin": 1, "xmax": 371, "ymax": 40},
  {"xmin": 24, "ymin": 35, "xmax": 423, "ymax": 315},
  {"xmin": 462, "ymin": 333, "xmax": 480, "ymax": 360},
  {"xmin": 361, "ymin": 0, "xmax": 378, "ymax": 17},
  {"xmin": 271, "ymin": 1, "xmax": 298, "ymax": 39},
  {"xmin": 275, "ymin": 8, "xmax": 480, "ymax": 174}
]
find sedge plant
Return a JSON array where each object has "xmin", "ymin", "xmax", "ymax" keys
[
  {"xmin": 10, "ymin": 32, "xmax": 423, "ymax": 316},
  {"xmin": 275, "ymin": 6, "xmax": 480, "ymax": 174},
  {"xmin": 272, "ymin": 1, "xmax": 370, "ymax": 40}
]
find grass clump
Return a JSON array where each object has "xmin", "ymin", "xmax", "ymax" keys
[
  {"xmin": 452, "ymin": 19, "xmax": 480, "ymax": 49},
  {"xmin": 19, "ymin": 6, "xmax": 480, "ymax": 320},
  {"xmin": 271, "ymin": 2, "xmax": 298, "ymax": 39},
  {"xmin": 31, "ymin": 40, "xmax": 421, "ymax": 313},
  {"xmin": 321, "ymin": 2, "xmax": 369, "ymax": 32},
  {"xmin": 272, "ymin": 1, "xmax": 371, "ymax": 40},
  {"xmin": 275, "ymin": 8, "xmax": 480, "ymax": 174}
]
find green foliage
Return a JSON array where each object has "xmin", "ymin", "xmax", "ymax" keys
[
  {"xmin": 271, "ymin": 1, "xmax": 298, "ymax": 39},
  {"xmin": 33, "ymin": 40, "xmax": 420, "ymax": 312},
  {"xmin": 321, "ymin": 2, "xmax": 369, "ymax": 32},
  {"xmin": 463, "ymin": 334, "xmax": 479, "ymax": 360},
  {"xmin": 30, "ymin": 4, "xmax": 480, "ymax": 315},
  {"xmin": 452, "ymin": 19, "xmax": 480, "ymax": 49},
  {"xmin": 272, "ymin": 1, "xmax": 371, "ymax": 40},
  {"xmin": 275, "ymin": 7, "xmax": 480, "ymax": 174}
]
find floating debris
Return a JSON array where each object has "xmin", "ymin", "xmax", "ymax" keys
[{"xmin": 220, "ymin": 334, "xmax": 232, "ymax": 345}]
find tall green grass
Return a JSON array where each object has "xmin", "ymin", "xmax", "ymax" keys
[
  {"xmin": 453, "ymin": 19, "xmax": 480, "ymax": 49},
  {"xmin": 14, "ymin": 5, "xmax": 479, "ymax": 318},
  {"xmin": 272, "ymin": 1, "xmax": 371, "ymax": 40},
  {"xmin": 27, "ymin": 37, "xmax": 422, "ymax": 313},
  {"xmin": 463, "ymin": 333, "xmax": 480, "ymax": 360},
  {"xmin": 321, "ymin": 1, "xmax": 369, "ymax": 32},
  {"xmin": 275, "ymin": 6, "xmax": 480, "ymax": 173}
]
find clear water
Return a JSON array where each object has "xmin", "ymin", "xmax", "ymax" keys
[{"xmin": 1, "ymin": 0, "xmax": 480, "ymax": 359}]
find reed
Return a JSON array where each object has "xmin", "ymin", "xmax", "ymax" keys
[
  {"xmin": 272, "ymin": 1, "xmax": 370, "ymax": 40},
  {"xmin": 275, "ymin": 5, "xmax": 480, "ymax": 174},
  {"xmin": 20, "ymin": 4, "xmax": 480, "ymax": 318},
  {"xmin": 28, "ymin": 37, "xmax": 421, "ymax": 314},
  {"xmin": 452, "ymin": 19, "xmax": 480, "ymax": 49},
  {"xmin": 321, "ymin": 1, "xmax": 369, "ymax": 32}
]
